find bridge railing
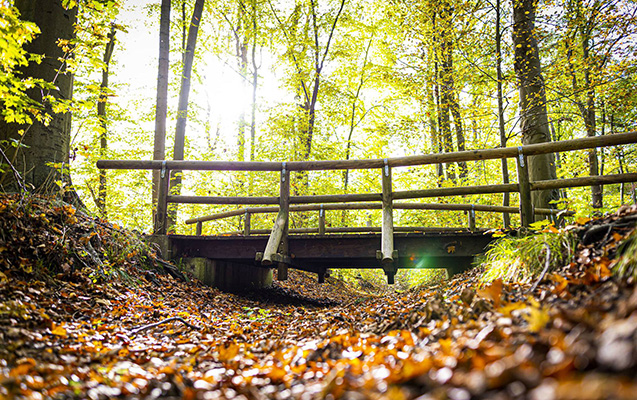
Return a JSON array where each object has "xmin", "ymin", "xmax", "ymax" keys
[
  {"xmin": 97, "ymin": 131, "xmax": 637, "ymax": 277},
  {"xmin": 184, "ymin": 202, "xmax": 564, "ymax": 236}
]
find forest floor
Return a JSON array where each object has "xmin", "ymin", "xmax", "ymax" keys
[{"xmin": 1, "ymin": 195, "xmax": 637, "ymax": 400}]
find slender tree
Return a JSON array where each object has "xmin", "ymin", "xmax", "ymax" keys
[
  {"xmin": 512, "ymin": 0, "xmax": 558, "ymax": 212},
  {"xmin": 168, "ymin": 0, "xmax": 206, "ymax": 231},
  {"xmin": 97, "ymin": 24, "xmax": 116, "ymax": 217},
  {"xmin": 152, "ymin": 0, "xmax": 171, "ymax": 221}
]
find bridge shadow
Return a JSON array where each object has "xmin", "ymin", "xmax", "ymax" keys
[{"xmin": 240, "ymin": 284, "xmax": 341, "ymax": 308}]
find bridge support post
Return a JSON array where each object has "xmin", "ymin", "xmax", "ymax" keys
[
  {"xmin": 244, "ymin": 211, "xmax": 251, "ymax": 236},
  {"xmin": 381, "ymin": 160, "xmax": 395, "ymax": 263},
  {"xmin": 196, "ymin": 221, "xmax": 202, "ymax": 236},
  {"xmin": 318, "ymin": 206, "xmax": 326, "ymax": 235},
  {"xmin": 468, "ymin": 205, "xmax": 476, "ymax": 232},
  {"xmin": 154, "ymin": 162, "xmax": 170, "ymax": 235},
  {"xmin": 516, "ymin": 149, "xmax": 533, "ymax": 227}
]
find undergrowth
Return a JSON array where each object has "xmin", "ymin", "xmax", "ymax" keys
[{"xmin": 479, "ymin": 224, "xmax": 578, "ymax": 284}]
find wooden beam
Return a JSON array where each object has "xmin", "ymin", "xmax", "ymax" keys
[
  {"xmin": 381, "ymin": 162, "xmax": 394, "ymax": 265},
  {"xmin": 154, "ymin": 164, "xmax": 170, "ymax": 234},
  {"xmin": 98, "ymin": 130, "xmax": 637, "ymax": 172},
  {"xmin": 517, "ymin": 152, "xmax": 533, "ymax": 227},
  {"xmin": 531, "ymin": 173, "xmax": 637, "ymax": 191},
  {"xmin": 291, "ymin": 193, "xmax": 381, "ymax": 204},
  {"xmin": 393, "ymin": 183, "xmax": 520, "ymax": 200},
  {"xmin": 185, "ymin": 202, "xmax": 570, "ymax": 225},
  {"xmin": 243, "ymin": 211, "xmax": 251, "ymax": 236},
  {"xmin": 277, "ymin": 166, "xmax": 290, "ymax": 279},
  {"xmin": 318, "ymin": 206, "xmax": 326, "ymax": 235},
  {"xmin": 169, "ymin": 195, "xmax": 279, "ymax": 205},
  {"xmin": 468, "ymin": 206, "xmax": 476, "ymax": 232}
]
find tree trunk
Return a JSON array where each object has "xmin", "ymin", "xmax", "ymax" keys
[
  {"xmin": 512, "ymin": 0, "xmax": 558, "ymax": 213},
  {"xmin": 581, "ymin": 24, "xmax": 602, "ymax": 208},
  {"xmin": 434, "ymin": 8, "xmax": 456, "ymax": 182},
  {"xmin": 168, "ymin": 0, "xmax": 206, "ymax": 231},
  {"xmin": 495, "ymin": 0, "xmax": 510, "ymax": 227},
  {"xmin": 152, "ymin": 0, "xmax": 171, "ymax": 214},
  {"xmin": 97, "ymin": 25, "xmax": 116, "ymax": 217},
  {"xmin": 0, "ymin": 0, "xmax": 77, "ymax": 193}
]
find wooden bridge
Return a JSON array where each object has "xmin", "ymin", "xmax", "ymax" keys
[{"xmin": 98, "ymin": 131, "xmax": 637, "ymax": 287}]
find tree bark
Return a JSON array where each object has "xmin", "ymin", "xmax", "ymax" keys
[
  {"xmin": 97, "ymin": 25, "xmax": 116, "ymax": 217},
  {"xmin": 152, "ymin": 0, "xmax": 171, "ymax": 212},
  {"xmin": 168, "ymin": 0, "xmax": 205, "ymax": 231},
  {"xmin": 512, "ymin": 0, "xmax": 558, "ymax": 213},
  {"xmin": 0, "ymin": 0, "xmax": 77, "ymax": 193},
  {"xmin": 495, "ymin": 0, "xmax": 510, "ymax": 227}
]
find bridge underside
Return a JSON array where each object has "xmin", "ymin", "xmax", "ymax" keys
[{"xmin": 164, "ymin": 232, "xmax": 494, "ymax": 277}]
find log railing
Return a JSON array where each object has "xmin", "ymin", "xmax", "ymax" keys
[{"xmin": 97, "ymin": 131, "xmax": 637, "ymax": 278}]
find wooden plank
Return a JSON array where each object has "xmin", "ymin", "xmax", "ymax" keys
[
  {"xmin": 381, "ymin": 163, "xmax": 394, "ymax": 265},
  {"xmin": 98, "ymin": 130, "xmax": 637, "ymax": 172}
]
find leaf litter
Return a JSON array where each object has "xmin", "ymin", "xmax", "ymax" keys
[{"xmin": 1, "ymin": 195, "xmax": 637, "ymax": 399}]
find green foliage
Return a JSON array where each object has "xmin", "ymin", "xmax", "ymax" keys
[
  {"xmin": 479, "ymin": 226, "xmax": 578, "ymax": 283},
  {"xmin": 0, "ymin": 5, "xmax": 51, "ymax": 125},
  {"xmin": 331, "ymin": 268, "xmax": 446, "ymax": 293},
  {"xmin": 612, "ymin": 233, "xmax": 637, "ymax": 281}
]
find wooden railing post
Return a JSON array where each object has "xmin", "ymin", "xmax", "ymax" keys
[
  {"xmin": 468, "ymin": 204, "xmax": 476, "ymax": 232},
  {"xmin": 244, "ymin": 210, "xmax": 251, "ymax": 236},
  {"xmin": 516, "ymin": 148, "xmax": 533, "ymax": 227},
  {"xmin": 277, "ymin": 164, "xmax": 290, "ymax": 280},
  {"xmin": 196, "ymin": 221, "xmax": 202, "ymax": 235},
  {"xmin": 379, "ymin": 159, "xmax": 396, "ymax": 283},
  {"xmin": 154, "ymin": 161, "xmax": 170, "ymax": 235},
  {"xmin": 318, "ymin": 205, "xmax": 325, "ymax": 235}
]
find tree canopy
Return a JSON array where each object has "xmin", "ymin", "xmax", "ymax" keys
[{"xmin": 1, "ymin": 0, "xmax": 636, "ymax": 232}]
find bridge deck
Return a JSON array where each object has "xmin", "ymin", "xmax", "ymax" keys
[{"xmin": 167, "ymin": 231, "xmax": 494, "ymax": 274}]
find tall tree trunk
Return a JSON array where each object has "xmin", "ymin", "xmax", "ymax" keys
[
  {"xmin": 581, "ymin": 24, "xmax": 602, "ymax": 208},
  {"xmin": 168, "ymin": 0, "xmax": 206, "ymax": 231},
  {"xmin": 0, "ymin": 0, "xmax": 77, "ymax": 193},
  {"xmin": 495, "ymin": 0, "xmax": 510, "ymax": 227},
  {"xmin": 512, "ymin": 0, "xmax": 558, "ymax": 213},
  {"xmin": 249, "ymin": 0, "xmax": 259, "ymax": 162},
  {"xmin": 152, "ymin": 0, "xmax": 171, "ymax": 217},
  {"xmin": 427, "ymin": 85, "xmax": 444, "ymax": 182},
  {"xmin": 97, "ymin": 25, "xmax": 116, "ymax": 217},
  {"xmin": 434, "ymin": 8, "xmax": 456, "ymax": 182}
]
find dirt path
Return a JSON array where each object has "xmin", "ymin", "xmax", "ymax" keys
[{"xmin": 1, "ymin": 196, "xmax": 637, "ymax": 399}]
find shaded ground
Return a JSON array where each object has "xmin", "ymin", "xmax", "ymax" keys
[{"xmin": 1, "ymin": 195, "xmax": 637, "ymax": 399}]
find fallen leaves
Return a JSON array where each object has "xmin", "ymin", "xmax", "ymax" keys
[{"xmin": 2, "ymin": 196, "xmax": 637, "ymax": 399}]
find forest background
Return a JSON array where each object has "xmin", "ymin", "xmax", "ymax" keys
[{"xmin": 1, "ymin": 0, "xmax": 637, "ymax": 238}]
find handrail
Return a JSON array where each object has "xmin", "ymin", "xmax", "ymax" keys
[
  {"xmin": 185, "ymin": 202, "xmax": 568, "ymax": 225},
  {"xmin": 97, "ymin": 130, "xmax": 637, "ymax": 171}
]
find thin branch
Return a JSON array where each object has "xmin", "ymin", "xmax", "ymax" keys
[{"xmin": 130, "ymin": 317, "xmax": 199, "ymax": 335}]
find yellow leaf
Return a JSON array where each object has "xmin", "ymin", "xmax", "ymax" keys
[
  {"xmin": 575, "ymin": 217, "xmax": 591, "ymax": 225},
  {"xmin": 524, "ymin": 300, "xmax": 550, "ymax": 333},
  {"xmin": 51, "ymin": 323, "xmax": 67, "ymax": 337},
  {"xmin": 498, "ymin": 301, "xmax": 527, "ymax": 317}
]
